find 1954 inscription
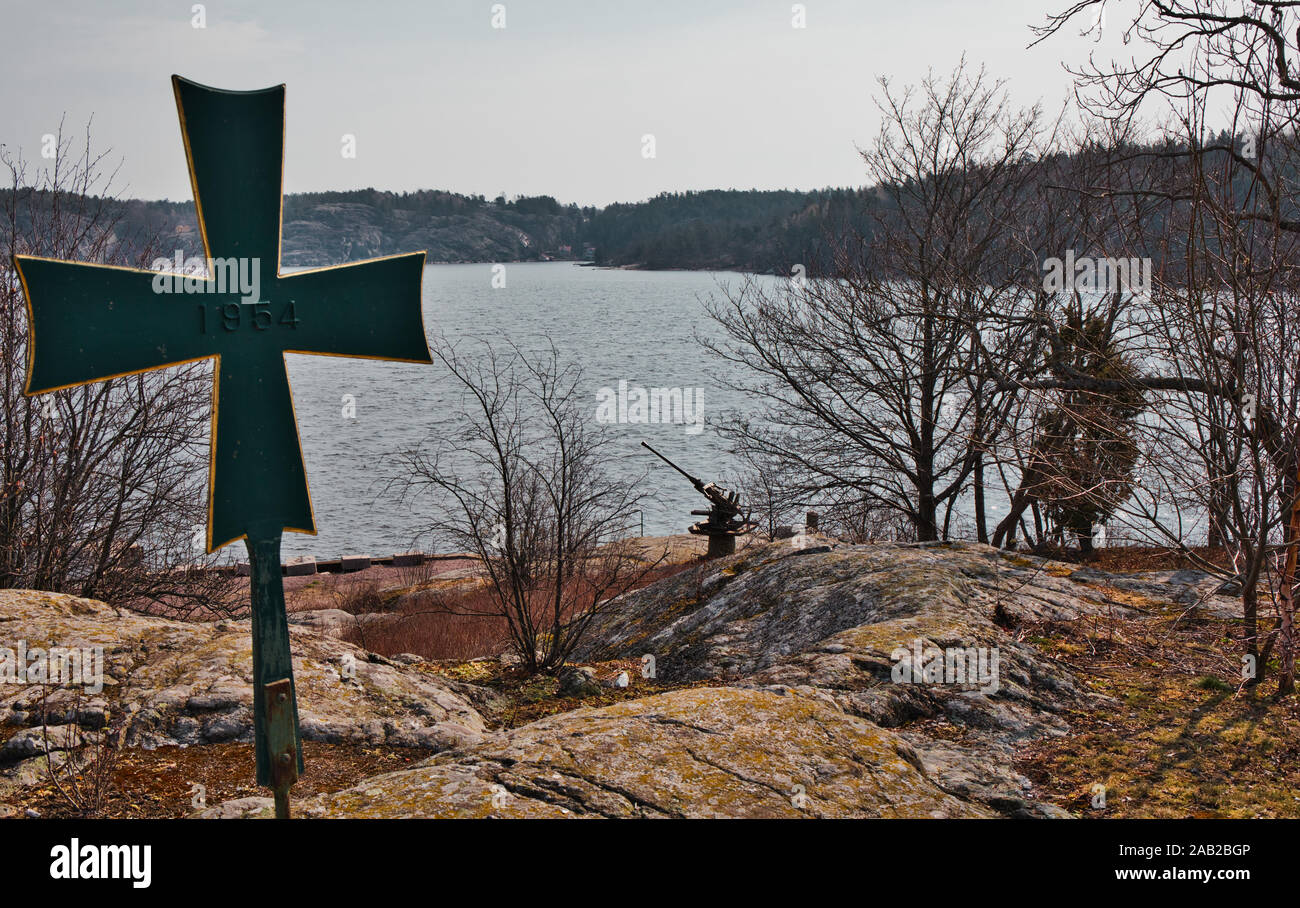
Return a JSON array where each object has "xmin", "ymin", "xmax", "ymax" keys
[{"xmin": 197, "ymin": 299, "xmax": 301, "ymax": 333}]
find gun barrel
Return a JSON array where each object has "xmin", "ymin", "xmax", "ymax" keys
[{"xmin": 641, "ymin": 441, "xmax": 704, "ymax": 488}]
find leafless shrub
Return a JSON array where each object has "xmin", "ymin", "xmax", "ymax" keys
[
  {"xmin": 37, "ymin": 686, "xmax": 120, "ymax": 819},
  {"xmin": 393, "ymin": 336, "xmax": 661, "ymax": 674},
  {"xmin": 328, "ymin": 578, "xmax": 389, "ymax": 616},
  {"xmin": 0, "ymin": 122, "xmax": 234, "ymax": 615}
]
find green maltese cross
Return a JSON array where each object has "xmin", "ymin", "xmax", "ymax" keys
[{"xmin": 14, "ymin": 76, "xmax": 433, "ymax": 816}]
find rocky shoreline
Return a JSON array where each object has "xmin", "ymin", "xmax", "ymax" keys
[{"xmin": 0, "ymin": 538, "xmax": 1241, "ymax": 818}]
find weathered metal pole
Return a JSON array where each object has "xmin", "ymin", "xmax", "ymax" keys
[{"xmin": 247, "ymin": 532, "xmax": 302, "ymax": 818}]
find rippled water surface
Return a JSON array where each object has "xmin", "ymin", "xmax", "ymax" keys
[{"xmin": 280, "ymin": 262, "xmax": 755, "ymax": 559}]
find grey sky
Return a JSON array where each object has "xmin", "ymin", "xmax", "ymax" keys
[{"xmin": 0, "ymin": 0, "xmax": 1126, "ymax": 205}]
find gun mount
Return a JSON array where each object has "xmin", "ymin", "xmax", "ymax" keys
[{"xmin": 641, "ymin": 441, "xmax": 756, "ymax": 558}]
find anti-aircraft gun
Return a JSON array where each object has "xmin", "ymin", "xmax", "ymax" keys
[{"xmin": 641, "ymin": 441, "xmax": 756, "ymax": 558}]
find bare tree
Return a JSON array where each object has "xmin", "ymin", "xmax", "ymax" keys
[
  {"xmin": 0, "ymin": 123, "xmax": 234, "ymax": 615},
  {"xmin": 1034, "ymin": 1, "xmax": 1300, "ymax": 693},
  {"xmin": 704, "ymin": 62, "xmax": 1056, "ymax": 542},
  {"xmin": 1036, "ymin": 0, "xmax": 1300, "ymax": 132},
  {"xmin": 395, "ymin": 336, "xmax": 657, "ymax": 674},
  {"xmin": 735, "ymin": 448, "xmax": 801, "ymax": 539}
]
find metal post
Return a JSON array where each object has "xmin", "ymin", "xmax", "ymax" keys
[
  {"xmin": 247, "ymin": 532, "xmax": 302, "ymax": 818},
  {"xmin": 273, "ymin": 787, "xmax": 291, "ymax": 820}
]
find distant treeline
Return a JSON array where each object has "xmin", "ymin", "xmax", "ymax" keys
[
  {"xmin": 3, "ymin": 129, "xmax": 1289, "ymax": 275},
  {"xmin": 0, "ymin": 184, "xmax": 878, "ymax": 275},
  {"xmin": 584, "ymin": 188, "xmax": 879, "ymax": 273}
]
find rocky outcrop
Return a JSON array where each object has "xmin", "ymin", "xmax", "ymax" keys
[
  {"xmin": 277, "ymin": 687, "xmax": 990, "ymax": 819},
  {"xmin": 0, "ymin": 590, "xmax": 486, "ymax": 760},
  {"xmin": 566, "ymin": 539, "xmax": 1237, "ymax": 816},
  {"xmin": 575, "ymin": 540, "xmax": 1154, "ymax": 680},
  {"xmin": 285, "ymin": 608, "xmax": 390, "ymax": 639},
  {"xmin": 272, "ymin": 540, "xmax": 1233, "ymax": 819},
  {"xmin": 2, "ymin": 541, "xmax": 1240, "ymax": 820}
]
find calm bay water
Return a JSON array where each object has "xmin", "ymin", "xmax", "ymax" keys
[
  {"xmin": 267, "ymin": 262, "xmax": 1209, "ymax": 563},
  {"xmin": 279, "ymin": 262, "xmax": 755, "ymax": 559}
]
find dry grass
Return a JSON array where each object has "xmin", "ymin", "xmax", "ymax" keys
[
  {"xmin": 1069, "ymin": 544, "xmax": 1238, "ymax": 573},
  {"xmin": 3, "ymin": 739, "xmax": 418, "ymax": 819},
  {"xmin": 1013, "ymin": 596, "xmax": 1300, "ymax": 818},
  {"xmin": 346, "ymin": 585, "xmax": 511, "ymax": 660},
  {"xmin": 324, "ymin": 555, "xmax": 704, "ymax": 662},
  {"xmin": 416, "ymin": 655, "xmax": 708, "ymax": 729}
]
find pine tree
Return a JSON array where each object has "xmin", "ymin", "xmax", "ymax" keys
[{"xmin": 1030, "ymin": 306, "xmax": 1145, "ymax": 554}]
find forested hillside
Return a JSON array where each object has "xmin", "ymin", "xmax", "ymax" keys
[
  {"xmin": 2, "ymin": 129, "xmax": 1283, "ymax": 276},
  {"xmin": 0, "ymin": 185, "xmax": 873, "ymax": 274}
]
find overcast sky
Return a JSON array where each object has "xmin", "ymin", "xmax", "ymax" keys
[{"xmin": 0, "ymin": 0, "xmax": 1132, "ymax": 205}]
